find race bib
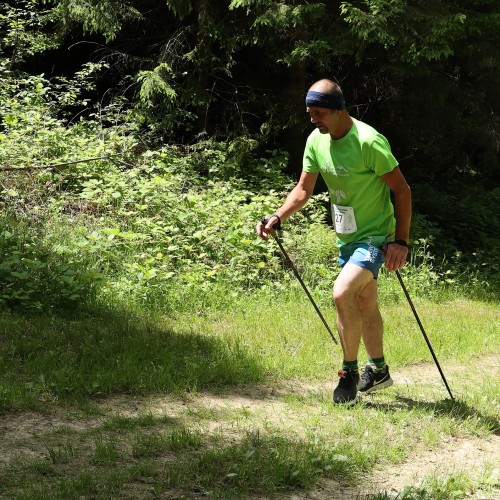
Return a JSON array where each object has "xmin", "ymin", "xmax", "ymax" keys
[{"xmin": 332, "ymin": 204, "xmax": 357, "ymax": 234}]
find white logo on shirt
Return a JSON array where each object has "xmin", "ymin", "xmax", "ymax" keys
[
  {"xmin": 322, "ymin": 161, "xmax": 350, "ymax": 176},
  {"xmin": 332, "ymin": 189, "xmax": 346, "ymax": 202},
  {"xmin": 335, "ymin": 165, "xmax": 350, "ymax": 176},
  {"xmin": 322, "ymin": 161, "xmax": 335, "ymax": 174}
]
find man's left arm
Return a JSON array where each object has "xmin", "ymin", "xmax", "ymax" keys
[{"xmin": 381, "ymin": 167, "xmax": 412, "ymax": 272}]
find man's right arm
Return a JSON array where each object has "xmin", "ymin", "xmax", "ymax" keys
[{"xmin": 256, "ymin": 171, "xmax": 319, "ymax": 240}]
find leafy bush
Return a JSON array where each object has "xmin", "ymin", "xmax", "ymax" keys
[
  {"xmin": 0, "ymin": 215, "xmax": 105, "ymax": 311},
  {"xmin": 0, "ymin": 71, "xmax": 328, "ymax": 312}
]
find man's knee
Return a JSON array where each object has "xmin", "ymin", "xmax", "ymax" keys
[
  {"xmin": 334, "ymin": 285, "xmax": 376, "ymax": 313},
  {"xmin": 333, "ymin": 281, "xmax": 356, "ymax": 309},
  {"xmin": 333, "ymin": 263, "xmax": 376, "ymax": 308}
]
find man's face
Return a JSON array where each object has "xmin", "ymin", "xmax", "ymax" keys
[{"xmin": 306, "ymin": 106, "xmax": 337, "ymax": 134}]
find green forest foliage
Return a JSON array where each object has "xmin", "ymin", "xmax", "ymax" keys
[{"xmin": 0, "ymin": 0, "xmax": 498, "ymax": 312}]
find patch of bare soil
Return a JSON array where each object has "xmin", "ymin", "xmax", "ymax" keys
[
  {"xmin": 1, "ymin": 357, "xmax": 498, "ymax": 498},
  {"xmin": 0, "ymin": 410, "xmax": 98, "ymax": 465}
]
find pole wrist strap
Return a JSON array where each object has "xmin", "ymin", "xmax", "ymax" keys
[{"xmin": 261, "ymin": 214, "xmax": 282, "ymax": 231}]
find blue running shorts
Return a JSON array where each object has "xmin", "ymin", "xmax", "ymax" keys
[{"xmin": 338, "ymin": 239, "xmax": 386, "ymax": 278}]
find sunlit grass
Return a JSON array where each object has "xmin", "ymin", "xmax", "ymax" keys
[
  {"xmin": 179, "ymin": 292, "xmax": 499, "ymax": 380},
  {"xmin": 0, "ymin": 293, "xmax": 498, "ymax": 412}
]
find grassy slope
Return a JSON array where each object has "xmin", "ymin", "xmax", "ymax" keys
[{"xmin": 0, "ymin": 294, "xmax": 498, "ymax": 498}]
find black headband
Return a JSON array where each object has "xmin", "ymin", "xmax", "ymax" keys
[{"xmin": 305, "ymin": 90, "xmax": 345, "ymax": 110}]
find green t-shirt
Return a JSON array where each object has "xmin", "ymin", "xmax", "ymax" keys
[{"xmin": 303, "ymin": 118, "xmax": 398, "ymax": 246}]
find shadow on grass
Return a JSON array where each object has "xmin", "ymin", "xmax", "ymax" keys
[
  {"xmin": 0, "ymin": 310, "xmax": 265, "ymax": 410},
  {"xmin": 2, "ymin": 425, "xmax": 361, "ymax": 499},
  {"xmin": 363, "ymin": 396, "xmax": 499, "ymax": 434}
]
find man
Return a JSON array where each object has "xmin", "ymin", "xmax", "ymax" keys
[{"xmin": 256, "ymin": 79, "xmax": 412, "ymax": 403}]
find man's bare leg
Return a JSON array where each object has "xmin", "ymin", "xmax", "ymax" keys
[
  {"xmin": 358, "ymin": 279, "xmax": 384, "ymax": 359},
  {"xmin": 332, "ymin": 263, "xmax": 378, "ymax": 403},
  {"xmin": 333, "ymin": 262, "xmax": 376, "ymax": 362},
  {"xmin": 357, "ymin": 278, "xmax": 394, "ymax": 393}
]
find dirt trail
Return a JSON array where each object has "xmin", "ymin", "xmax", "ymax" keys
[{"xmin": 1, "ymin": 358, "xmax": 499, "ymax": 498}]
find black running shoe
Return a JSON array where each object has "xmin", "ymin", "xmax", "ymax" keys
[
  {"xmin": 358, "ymin": 365, "xmax": 394, "ymax": 394},
  {"xmin": 333, "ymin": 369, "xmax": 360, "ymax": 403}
]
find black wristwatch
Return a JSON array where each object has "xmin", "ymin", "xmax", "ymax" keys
[{"xmin": 388, "ymin": 239, "xmax": 409, "ymax": 248}]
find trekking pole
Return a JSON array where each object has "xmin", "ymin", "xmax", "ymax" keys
[
  {"xmin": 270, "ymin": 230, "xmax": 338, "ymax": 345},
  {"xmin": 395, "ymin": 270, "xmax": 454, "ymax": 400}
]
